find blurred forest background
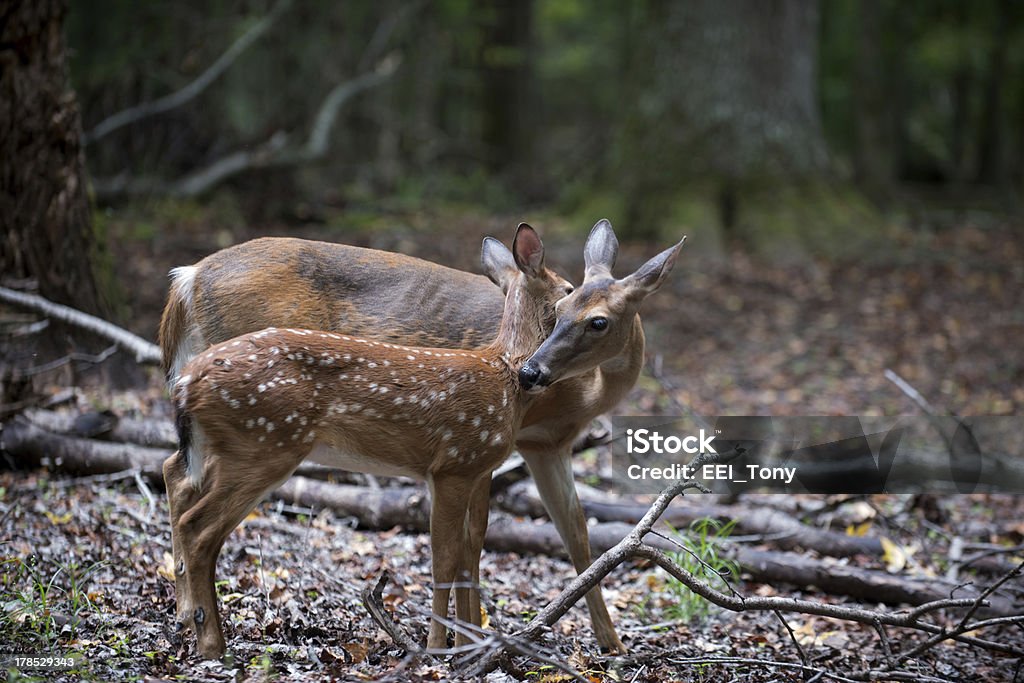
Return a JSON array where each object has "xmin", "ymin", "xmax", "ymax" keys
[
  {"xmin": 2, "ymin": 0, "xmax": 1023, "ymax": 412},
  {"xmin": 3, "ymin": 4, "xmax": 1024, "ymax": 679}
]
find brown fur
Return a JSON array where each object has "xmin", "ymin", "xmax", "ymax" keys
[
  {"xmin": 166, "ymin": 228, "xmax": 577, "ymax": 658},
  {"xmin": 160, "ymin": 225, "xmax": 684, "ymax": 655}
]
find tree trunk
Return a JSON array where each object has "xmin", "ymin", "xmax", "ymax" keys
[
  {"xmin": 477, "ymin": 0, "xmax": 535, "ymax": 188},
  {"xmin": 0, "ymin": 0, "xmax": 112, "ymax": 318},
  {"xmin": 853, "ymin": 0, "xmax": 895, "ymax": 199},
  {"xmin": 975, "ymin": 0, "xmax": 1011, "ymax": 188},
  {"xmin": 622, "ymin": 0, "xmax": 828, "ymax": 239}
]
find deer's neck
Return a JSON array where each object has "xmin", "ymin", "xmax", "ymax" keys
[{"xmin": 485, "ymin": 283, "xmax": 547, "ymax": 372}]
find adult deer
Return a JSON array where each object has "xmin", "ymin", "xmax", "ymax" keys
[
  {"xmin": 166, "ymin": 225, "xmax": 575, "ymax": 657},
  {"xmin": 165, "ymin": 225, "xmax": 685, "ymax": 658},
  {"xmin": 160, "ymin": 219, "xmax": 681, "ymax": 653}
]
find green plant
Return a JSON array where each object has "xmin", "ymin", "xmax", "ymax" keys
[
  {"xmin": 663, "ymin": 518, "xmax": 739, "ymax": 622},
  {"xmin": 0, "ymin": 552, "xmax": 105, "ymax": 648},
  {"xmin": 1, "ymin": 554, "xmax": 61, "ymax": 645}
]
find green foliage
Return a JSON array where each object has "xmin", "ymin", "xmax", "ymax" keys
[
  {"xmin": 728, "ymin": 180, "xmax": 892, "ymax": 258},
  {"xmin": 0, "ymin": 549, "xmax": 104, "ymax": 650},
  {"xmin": 66, "ymin": 0, "xmax": 1024, "ymax": 248},
  {"xmin": 663, "ymin": 519, "xmax": 739, "ymax": 623}
]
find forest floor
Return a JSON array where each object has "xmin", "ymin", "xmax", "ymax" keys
[{"xmin": 2, "ymin": 206, "xmax": 1023, "ymax": 681}]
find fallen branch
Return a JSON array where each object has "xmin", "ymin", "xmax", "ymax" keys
[
  {"xmin": 499, "ymin": 482, "xmax": 882, "ymax": 558},
  {"xmin": 468, "ymin": 480, "xmax": 1024, "ymax": 674},
  {"xmin": 83, "ymin": 0, "xmax": 293, "ymax": 144},
  {"xmin": 1, "ymin": 416, "xmax": 359, "ymax": 482},
  {"xmin": 91, "ymin": 10, "xmax": 409, "ymax": 200},
  {"xmin": 19, "ymin": 345, "xmax": 119, "ymax": 377},
  {"xmin": 0, "ymin": 286, "xmax": 160, "ymax": 365},
  {"xmin": 362, "ymin": 571, "xmax": 422, "ymax": 654}
]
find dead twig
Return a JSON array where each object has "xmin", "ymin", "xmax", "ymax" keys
[
  {"xmin": 83, "ymin": 0, "xmax": 293, "ymax": 144},
  {"xmin": 361, "ymin": 571, "xmax": 422, "ymax": 655},
  {"xmin": 884, "ymin": 368, "xmax": 938, "ymax": 414},
  {"xmin": 773, "ymin": 609, "xmax": 810, "ymax": 670},
  {"xmin": 0, "ymin": 287, "xmax": 160, "ymax": 364},
  {"xmin": 470, "ymin": 446, "xmax": 1024, "ymax": 672},
  {"xmin": 90, "ymin": 4, "xmax": 416, "ymax": 200}
]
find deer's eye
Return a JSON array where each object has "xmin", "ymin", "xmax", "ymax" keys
[
  {"xmin": 564, "ymin": 285, "xmax": 575, "ymax": 295},
  {"xmin": 589, "ymin": 317, "xmax": 609, "ymax": 331}
]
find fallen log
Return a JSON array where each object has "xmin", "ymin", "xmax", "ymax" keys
[
  {"xmin": 23, "ymin": 408, "xmax": 177, "ymax": 448},
  {"xmin": 5, "ymin": 417, "xmax": 1015, "ymax": 605},
  {"xmin": 482, "ymin": 516, "xmax": 1017, "ymax": 616},
  {"xmin": 2, "ymin": 416, "xmax": 169, "ymax": 476},
  {"xmin": 499, "ymin": 482, "xmax": 883, "ymax": 558},
  {"xmin": 276, "ymin": 477, "xmax": 431, "ymax": 530},
  {"xmin": 1, "ymin": 415, "xmax": 363, "ymax": 483}
]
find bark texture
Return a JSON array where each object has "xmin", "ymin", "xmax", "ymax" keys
[{"xmin": 0, "ymin": 0, "xmax": 109, "ymax": 317}]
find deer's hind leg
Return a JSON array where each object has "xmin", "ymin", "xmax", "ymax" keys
[
  {"xmin": 173, "ymin": 451, "xmax": 302, "ymax": 659},
  {"xmin": 163, "ymin": 449, "xmax": 202, "ymax": 630}
]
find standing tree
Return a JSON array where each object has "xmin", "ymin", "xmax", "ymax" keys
[
  {"xmin": 619, "ymin": 0, "xmax": 828, "ymax": 240},
  {"xmin": 0, "ymin": 0, "xmax": 114, "ymax": 318},
  {"xmin": 477, "ymin": 0, "xmax": 536, "ymax": 193}
]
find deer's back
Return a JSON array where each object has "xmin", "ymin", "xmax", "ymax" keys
[
  {"xmin": 179, "ymin": 328, "xmax": 521, "ymax": 479},
  {"xmin": 191, "ymin": 237, "xmax": 505, "ymax": 350}
]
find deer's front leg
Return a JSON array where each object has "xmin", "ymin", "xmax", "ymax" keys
[
  {"xmin": 521, "ymin": 444, "xmax": 626, "ymax": 654},
  {"xmin": 426, "ymin": 473, "xmax": 475, "ymax": 650},
  {"xmin": 454, "ymin": 475, "xmax": 491, "ymax": 647}
]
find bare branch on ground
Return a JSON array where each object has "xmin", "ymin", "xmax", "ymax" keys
[{"xmin": 0, "ymin": 286, "xmax": 160, "ymax": 365}]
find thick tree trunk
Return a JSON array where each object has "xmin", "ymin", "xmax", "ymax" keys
[
  {"xmin": 0, "ymin": 0, "xmax": 111, "ymax": 318},
  {"xmin": 623, "ymin": 0, "xmax": 828, "ymax": 238}
]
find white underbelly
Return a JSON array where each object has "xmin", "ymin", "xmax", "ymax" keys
[{"xmin": 307, "ymin": 441, "xmax": 419, "ymax": 479}]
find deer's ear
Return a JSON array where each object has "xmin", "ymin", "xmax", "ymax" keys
[
  {"xmin": 622, "ymin": 236, "xmax": 686, "ymax": 298},
  {"xmin": 512, "ymin": 223, "xmax": 545, "ymax": 278},
  {"xmin": 584, "ymin": 218, "xmax": 618, "ymax": 279},
  {"xmin": 481, "ymin": 236, "xmax": 518, "ymax": 291}
]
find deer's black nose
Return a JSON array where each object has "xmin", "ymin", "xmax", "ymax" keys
[{"xmin": 518, "ymin": 360, "xmax": 544, "ymax": 391}]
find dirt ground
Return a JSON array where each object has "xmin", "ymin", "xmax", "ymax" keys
[
  {"xmin": 2, "ymin": 472, "xmax": 1022, "ymax": 681},
  {"xmin": 2, "ymin": 210, "xmax": 1022, "ymax": 681}
]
